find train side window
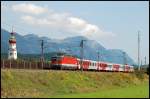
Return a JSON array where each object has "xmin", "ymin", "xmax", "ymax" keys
[{"xmin": 108, "ymin": 65, "xmax": 111, "ymax": 68}]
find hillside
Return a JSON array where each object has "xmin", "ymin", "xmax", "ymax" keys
[
  {"xmin": 1, "ymin": 28, "xmax": 135, "ymax": 65},
  {"xmin": 1, "ymin": 69, "xmax": 149, "ymax": 98}
]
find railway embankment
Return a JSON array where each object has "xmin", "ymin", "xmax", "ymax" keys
[{"xmin": 1, "ymin": 69, "xmax": 149, "ymax": 98}]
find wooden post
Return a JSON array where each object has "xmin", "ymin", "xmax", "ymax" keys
[
  {"xmin": 2, "ymin": 60, "xmax": 4, "ymax": 69},
  {"xmin": 29, "ymin": 62, "xmax": 31, "ymax": 69},
  {"xmin": 36, "ymin": 61, "xmax": 37, "ymax": 69},
  {"xmin": 18, "ymin": 60, "xmax": 19, "ymax": 69},
  {"xmin": 49, "ymin": 62, "xmax": 50, "ymax": 69},
  {"xmin": 10, "ymin": 60, "xmax": 11, "ymax": 69},
  {"xmin": 37, "ymin": 61, "xmax": 39, "ymax": 69},
  {"xmin": 42, "ymin": 62, "xmax": 43, "ymax": 69},
  {"xmin": 16, "ymin": 60, "xmax": 18, "ymax": 69},
  {"xmin": 24, "ymin": 61, "xmax": 25, "ymax": 69}
]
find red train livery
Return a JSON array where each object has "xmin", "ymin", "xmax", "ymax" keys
[{"xmin": 50, "ymin": 55, "xmax": 134, "ymax": 72}]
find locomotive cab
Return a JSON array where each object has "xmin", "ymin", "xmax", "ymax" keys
[
  {"xmin": 51, "ymin": 55, "xmax": 63, "ymax": 69},
  {"xmin": 51, "ymin": 54, "xmax": 78, "ymax": 70}
]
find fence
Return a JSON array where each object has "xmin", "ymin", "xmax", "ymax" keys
[{"xmin": 1, "ymin": 59, "xmax": 51, "ymax": 69}]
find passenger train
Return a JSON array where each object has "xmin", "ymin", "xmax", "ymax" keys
[{"xmin": 50, "ymin": 54, "xmax": 134, "ymax": 72}]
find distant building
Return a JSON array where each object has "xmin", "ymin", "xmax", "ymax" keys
[{"xmin": 8, "ymin": 30, "xmax": 17, "ymax": 60}]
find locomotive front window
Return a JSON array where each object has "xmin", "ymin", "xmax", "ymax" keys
[
  {"xmin": 51, "ymin": 57, "xmax": 62, "ymax": 61},
  {"xmin": 51, "ymin": 58, "xmax": 56, "ymax": 61}
]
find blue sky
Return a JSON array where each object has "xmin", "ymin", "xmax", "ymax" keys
[{"xmin": 1, "ymin": 1, "xmax": 149, "ymax": 64}]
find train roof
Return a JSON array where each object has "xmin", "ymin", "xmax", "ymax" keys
[{"xmin": 52, "ymin": 53, "xmax": 77, "ymax": 58}]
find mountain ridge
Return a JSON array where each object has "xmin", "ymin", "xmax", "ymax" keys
[{"xmin": 1, "ymin": 28, "xmax": 136, "ymax": 65}]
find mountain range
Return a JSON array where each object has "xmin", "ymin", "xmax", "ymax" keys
[{"xmin": 1, "ymin": 28, "xmax": 136, "ymax": 65}]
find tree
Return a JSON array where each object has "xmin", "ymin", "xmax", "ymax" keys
[{"xmin": 147, "ymin": 66, "xmax": 149, "ymax": 75}]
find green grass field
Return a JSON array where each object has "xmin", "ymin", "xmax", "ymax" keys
[
  {"xmin": 1, "ymin": 69, "xmax": 149, "ymax": 98},
  {"xmin": 52, "ymin": 83, "xmax": 149, "ymax": 98}
]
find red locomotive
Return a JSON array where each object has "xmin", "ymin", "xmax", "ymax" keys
[{"xmin": 50, "ymin": 54, "xmax": 134, "ymax": 72}]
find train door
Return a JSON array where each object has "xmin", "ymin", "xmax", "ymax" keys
[{"xmin": 77, "ymin": 59, "xmax": 81, "ymax": 70}]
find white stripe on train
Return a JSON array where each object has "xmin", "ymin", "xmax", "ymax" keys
[{"xmin": 51, "ymin": 63, "xmax": 134, "ymax": 72}]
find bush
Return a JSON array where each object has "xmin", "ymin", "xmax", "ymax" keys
[
  {"xmin": 134, "ymin": 70, "xmax": 145, "ymax": 80},
  {"xmin": 147, "ymin": 67, "xmax": 149, "ymax": 75}
]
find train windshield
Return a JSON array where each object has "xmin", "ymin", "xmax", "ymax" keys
[{"xmin": 51, "ymin": 56, "xmax": 62, "ymax": 61}]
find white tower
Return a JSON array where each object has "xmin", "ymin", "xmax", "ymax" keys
[{"xmin": 8, "ymin": 29, "xmax": 17, "ymax": 60}]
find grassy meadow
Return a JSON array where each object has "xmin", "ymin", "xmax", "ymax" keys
[
  {"xmin": 1, "ymin": 69, "xmax": 149, "ymax": 98},
  {"xmin": 52, "ymin": 83, "xmax": 149, "ymax": 98}
]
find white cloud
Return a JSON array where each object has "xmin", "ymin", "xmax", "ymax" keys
[
  {"xmin": 21, "ymin": 16, "xmax": 36, "ymax": 25},
  {"xmin": 83, "ymin": 24, "xmax": 99, "ymax": 34},
  {"xmin": 12, "ymin": 3, "xmax": 48, "ymax": 15},
  {"xmin": 17, "ymin": 3, "xmax": 115, "ymax": 39},
  {"xmin": 69, "ymin": 17, "xmax": 87, "ymax": 28}
]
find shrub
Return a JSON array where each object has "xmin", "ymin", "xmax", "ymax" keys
[
  {"xmin": 147, "ymin": 67, "xmax": 149, "ymax": 75},
  {"xmin": 134, "ymin": 69, "xmax": 145, "ymax": 80}
]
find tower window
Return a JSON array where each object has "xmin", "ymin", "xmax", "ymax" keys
[{"xmin": 10, "ymin": 53, "xmax": 12, "ymax": 55}]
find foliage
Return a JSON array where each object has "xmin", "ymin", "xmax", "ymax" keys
[
  {"xmin": 133, "ymin": 69, "xmax": 147, "ymax": 80},
  {"xmin": 147, "ymin": 66, "xmax": 149, "ymax": 75}
]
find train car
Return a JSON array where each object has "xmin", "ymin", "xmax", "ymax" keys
[
  {"xmin": 119, "ymin": 64, "xmax": 124, "ymax": 72},
  {"xmin": 51, "ymin": 55, "xmax": 63, "ymax": 69},
  {"xmin": 51, "ymin": 55, "xmax": 78, "ymax": 69},
  {"xmin": 129, "ymin": 65, "xmax": 134, "ymax": 72},
  {"xmin": 98, "ymin": 62, "xmax": 108, "ymax": 71},
  {"xmin": 112, "ymin": 64, "xmax": 120, "ymax": 72},
  {"xmin": 88, "ymin": 60, "xmax": 97, "ymax": 70},
  {"xmin": 82, "ymin": 60, "xmax": 91, "ymax": 70},
  {"xmin": 106, "ymin": 63, "xmax": 113, "ymax": 71},
  {"xmin": 50, "ymin": 54, "xmax": 134, "ymax": 72},
  {"xmin": 124, "ymin": 64, "xmax": 130, "ymax": 72}
]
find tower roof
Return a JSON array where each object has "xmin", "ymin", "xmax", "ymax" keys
[
  {"xmin": 9, "ymin": 31, "xmax": 16, "ymax": 43},
  {"xmin": 10, "ymin": 31, "xmax": 15, "ymax": 35}
]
